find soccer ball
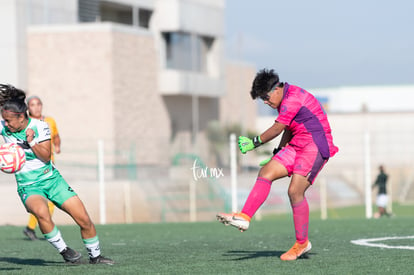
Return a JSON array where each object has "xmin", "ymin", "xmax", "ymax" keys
[{"xmin": 0, "ymin": 143, "xmax": 26, "ymax": 173}]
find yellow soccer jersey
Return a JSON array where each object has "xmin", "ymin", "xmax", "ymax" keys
[{"xmin": 43, "ymin": 116, "xmax": 59, "ymax": 162}]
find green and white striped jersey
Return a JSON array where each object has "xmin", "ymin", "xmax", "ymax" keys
[{"xmin": 0, "ymin": 118, "xmax": 54, "ymax": 187}]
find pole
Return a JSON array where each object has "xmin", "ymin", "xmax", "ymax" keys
[
  {"xmin": 191, "ymin": 33, "xmax": 199, "ymax": 146},
  {"xmin": 320, "ymin": 177, "xmax": 328, "ymax": 220},
  {"xmin": 190, "ymin": 178, "xmax": 196, "ymax": 222},
  {"xmin": 98, "ymin": 139, "xmax": 106, "ymax": 224},
  {"xmin": 364, "ymin": 131, "xmax": 372, "ymax": 219},
  {"xmin": 192, "ymin": 94, "xmax": 199, "ymax": 145},
  {"xmin": 124, "ymin": 181, "xmax": 132, "ymax": 223},
  {"xmin": 230, "ymin": 134, "xmax": 238, "ymax": 213}
]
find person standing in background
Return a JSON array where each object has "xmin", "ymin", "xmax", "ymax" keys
[
  {"xmin": 23, "ymin": 96, "xmax": 61, "ymax": 240},
  {"xmin": 372, "ymin": 165, "xmax": 391, "ymax": 218}
]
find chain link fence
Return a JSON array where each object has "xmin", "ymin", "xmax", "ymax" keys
[{"xmin": 1, "ymin": 112, "xmax": 414, "ymax": 225}]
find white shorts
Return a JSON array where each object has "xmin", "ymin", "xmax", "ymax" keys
[{"xmin": 376, "ymin": 194, "xmax": 388, "ymax": 208}]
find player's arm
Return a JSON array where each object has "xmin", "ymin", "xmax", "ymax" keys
[
  {"xmin": 238, "ymin": 122, "xmax": 286, "ymax": 154},
  {"xmin": 54, "ymin": 133, "xmax": 61, "ymax": 154},
  {"xmin": 49, "ymin": 118, "xmax": 61, "ymax": 154},
  {"xmin": 259, "ymin": 128, "xmax": 293, "ymax": 166},
  {"xmin": 30, "ymin": 140, "xmax": 52, "ymax": 163},
  {"xmin": 259, "ymin": 122, "xmax": 286, "ymax": 143},
  {"xmin": 26, "ymin": 128, "xmax": 51, "ymax": 163}
]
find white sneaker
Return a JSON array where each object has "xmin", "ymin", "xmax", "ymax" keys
[{"xmin": 216, "ymin": 212, "xmax": 250, "ymax": 232}]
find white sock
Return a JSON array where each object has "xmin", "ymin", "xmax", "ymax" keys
[
  {"xmin": 83, "ymin": 236, "xmax": 101, "ymax": 258},
  {"xmin": 44, "ymin": 226, "xmax": 67, "ymax": 253}
]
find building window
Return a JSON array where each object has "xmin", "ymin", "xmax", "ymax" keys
[
  {"xmin": 78, "ymin": 1, "xmax": 153, "ymax": 28},
  {"xmin": 78, "ymin": 0, "xmax": 99, "ymax": 22},
  {"xmin": 163, "ymin": 32, "xmax": 214, "ymax": 72},
  {"xmin": 138, "ymin": 8, "xmax": 152, "ymax": 28},
  {"xmin": 100, "ymin": 1, "xmax": 133, "ymax": 25}
]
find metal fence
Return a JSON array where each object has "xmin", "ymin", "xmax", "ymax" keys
[{"xmin": 1, "ymin": 111, "xmax": 414, "ymax": 225}]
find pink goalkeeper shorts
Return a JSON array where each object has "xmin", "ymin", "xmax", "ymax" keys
[{"xmin": 272, "ymin": 142, "xmax": 328, "ymax": 184}]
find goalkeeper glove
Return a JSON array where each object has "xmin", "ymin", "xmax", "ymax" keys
[
  {"xmin": 259, "ymin": 147, "xmax": 282, "ymax": 166},
  {"xmin": 259, "ymin": 157, "xmax": 272, "ymax": 166},
  {"xmin": 238, "ymin": 136, "xmax": 262, "ymax": 154}
]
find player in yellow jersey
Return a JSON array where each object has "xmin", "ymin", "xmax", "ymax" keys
[{"xmin": 23, "ymin": 95, "xmax": 61, "ymax": 240}]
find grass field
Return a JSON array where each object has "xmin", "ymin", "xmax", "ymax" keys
[{"xmin": 1, "ymin": 206, "xmax": 413, "ymax": 274}]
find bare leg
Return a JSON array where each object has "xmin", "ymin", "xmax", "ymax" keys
[
  {"xmin": 24, "ymin": 195, "xmax": 55, "ymax": 234},
  {"xmin": 60, "ymin": 196, "xmax": 96, "ymax": 239},
  {"xmin": 287, "ymin": 174, "xmax": 311, "ymax": 205},
  {"xmin": 258, "ymin": 159, "xmax": 288, "ymax": 180}
]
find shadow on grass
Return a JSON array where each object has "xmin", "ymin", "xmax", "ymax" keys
[
  {"xmin": 0, "ymin": 268, "xmax": 22, "ymax": 272},
  {"xmin": 223, "ymin": 250, "xmax": 314, "ymax": 261},
  {"xmin": 0, "ymin": 257, "xmax": 62, "ymax": 266},
  {"xmin": 22, "ymin": 238, "xmax": 47, "ymax": 241}
]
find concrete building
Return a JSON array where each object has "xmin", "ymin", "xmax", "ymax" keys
[
  {"xmin": 1, "ymin": 0, "xmax": 257, "ymax": 167},
  {"xmin": 0, "ymin": 0, "xmax": 258, "ymax": 224},
  {"xmin": 0, "ymin": 0, "xmax": 78, "ymax": 88},
  {"xmin": 314, "ymin": 84, "xmax": 414, "ymax": 113}
]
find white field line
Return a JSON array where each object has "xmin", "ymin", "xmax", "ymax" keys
[{"xmin": 351, "ymin": 236, "xmax": 414, "ymax": 250}]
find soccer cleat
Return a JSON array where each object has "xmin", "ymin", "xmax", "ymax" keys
[
  {"xmin": 60, "ymin": 247, "xmax": 82, "ymax": 263},
  {"xmin": 89, "ymin": 255, "xmax": 115, "ymax": 265},
  {"xmin": 280, "ymin": 240, "xmax": 312, "ymax": 261},
  {"xmin": 216, "ymin": 212, "xmax": 251, "ymax": 232},
  {"xmin": 23, "ymin": 227, "xmax": 38, "ymax": 240}
]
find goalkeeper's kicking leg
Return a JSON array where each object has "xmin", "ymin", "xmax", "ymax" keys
[
  {"xmin": 217, "ymin": 158, "xmax": 313, "ymax": 260},
  {"xmin": 217, "ymin": 158, "xmax": 288, "ymax": 231}
]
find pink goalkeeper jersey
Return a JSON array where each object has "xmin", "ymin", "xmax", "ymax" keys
[{"xmin": 276, "ymin": 83, "xmax": 338, "ymax": 159}]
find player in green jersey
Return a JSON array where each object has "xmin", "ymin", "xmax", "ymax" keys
[{"xmin": 0, "ymin": 84, "xmax": 114, "ymax": 265}]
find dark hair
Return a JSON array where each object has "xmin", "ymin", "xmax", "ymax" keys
[
  {"xmin": 250, "ymin": 69, "xmax": 283, "ymax": 99},
  {"xmin": 0, "ymin": 84, "xmax": 28, "ymax": 118}
]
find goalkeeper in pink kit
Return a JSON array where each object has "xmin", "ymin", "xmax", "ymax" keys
[{"xmin": 217, "ymin": 69, "xmax": 338, "ymax": 261}]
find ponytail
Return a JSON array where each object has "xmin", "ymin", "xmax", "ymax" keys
[{"xmin": 0, "ymin": 84, "xmax": 28, "ymax": 118}]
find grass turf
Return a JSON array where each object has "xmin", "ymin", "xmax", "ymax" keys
[{"xmin": 0, "ymin": 212, "xmax": 413, "ymax": 274}]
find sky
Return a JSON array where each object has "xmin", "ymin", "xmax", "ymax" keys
[{"xmin": 225, "ymin": 0, "xmax": 414, "ymax": 89}]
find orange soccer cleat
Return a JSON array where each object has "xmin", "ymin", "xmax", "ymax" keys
[{"xmin": 280, "ymin": 240, "xmax": 312, "ymax": 261}]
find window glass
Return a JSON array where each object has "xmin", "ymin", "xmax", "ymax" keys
[{"xmin": 164, "ymin": 32, "xmax": 214, "ymax": 72}]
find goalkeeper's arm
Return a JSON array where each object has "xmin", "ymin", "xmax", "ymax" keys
[
  {"xmin": 259, "ymin": 121, "xmax": 287, "ymax": 144},
  {"xmin": 259, "ymin": 128, "xmax": 292, "ymax": 166},
  {"xmin": 238, "ymin": 122, "xmax": 286, "ymax": 154}
]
